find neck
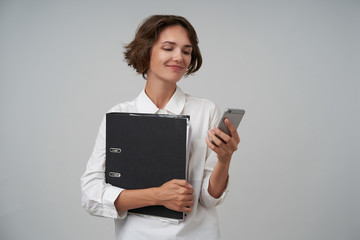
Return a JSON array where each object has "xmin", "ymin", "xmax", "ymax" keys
[{"xmin": 144, "ymin": 80, "xmax": 177, "ymax": 109}]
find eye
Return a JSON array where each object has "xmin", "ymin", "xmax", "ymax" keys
[
  {"xmin": 183, "ymin": 51, "xmax": 191, "ymax": 55},
  {"xmin": 163, "ymin": 47, "xmax": 173, "ymax": 51}
]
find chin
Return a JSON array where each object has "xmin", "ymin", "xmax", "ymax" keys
[{"xmin": 163, "ymin": 74, "xmax": 184, "ymax": 83}]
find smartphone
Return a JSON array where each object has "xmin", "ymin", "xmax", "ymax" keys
[{"xmin": 217, "ymin": 108, "xmax": 245, "ymax": 136}]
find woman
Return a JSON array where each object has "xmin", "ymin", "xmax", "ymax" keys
[{"xmin": 81, "ymin": 15, "xmax": 240, "ymax": 239}]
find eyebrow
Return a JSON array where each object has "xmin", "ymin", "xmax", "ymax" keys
[{"xmin": 161, "ymin": 41, "xmax": 192, "ymax": 48}]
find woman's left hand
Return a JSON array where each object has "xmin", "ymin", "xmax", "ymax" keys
[{"xmin": 205, "ymin": 118, "xmax": 240, "ymax": 164}]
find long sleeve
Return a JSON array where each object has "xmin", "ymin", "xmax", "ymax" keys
[
  {"xmin": 80, "ymin": 117, "xmax": 127, "ymax": 219},
  {"xmin": 199, "ymin": 104, "xmax": 229, "ymax": 208}
]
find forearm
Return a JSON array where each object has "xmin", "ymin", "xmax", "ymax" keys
[
  {"xmin": 114, "ymin": 188, "xmax": 159, "ymax": 211},
  {"xmin": 114, "ymin": 179, "xmax": 194, "ymax": 213},
  {"xmin": 206, "ymin": 118, "xmax": 241, "ymax": 199},
  {"xmin": 208, "ymin": 160, "xmax": 230, "ymax": 198}
]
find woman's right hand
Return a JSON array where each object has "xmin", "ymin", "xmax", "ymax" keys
[{"xmin": 155, "ymin": 179, "xmax": 194, "ymax": 213}]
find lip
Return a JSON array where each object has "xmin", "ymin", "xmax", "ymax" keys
[{"xmin": 166, "ymin": 65, "xmax": 184, "ymax": 71}]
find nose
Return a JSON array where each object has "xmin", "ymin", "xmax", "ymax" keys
[{"xmin": 172, "ymin": 48, "xmax": 183, "ymax": 62}]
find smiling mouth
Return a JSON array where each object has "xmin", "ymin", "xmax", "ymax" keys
[{"xmin": 167, "ymin": 65, "xmax": 184, "ymax": 71}]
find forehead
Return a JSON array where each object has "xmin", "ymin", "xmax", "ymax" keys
[{"xmin": 156, "ymin": 25, "xmax": 191, "ymax": 45}]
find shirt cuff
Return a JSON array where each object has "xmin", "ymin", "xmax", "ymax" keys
[
  {"xmin": 103, "ymin": 184, "xmax": 127, "ymax": 219},
  {"xmin": 201, "ymin": 174, "xmax": 230, "ymax": 208}
]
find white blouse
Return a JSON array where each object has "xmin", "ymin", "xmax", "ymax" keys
[{"xmin": 81, "ymin": 86, "xmax": 229, "ymax": 239}]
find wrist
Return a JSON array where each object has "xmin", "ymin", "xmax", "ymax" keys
[
  {"xmin": 151, "ymin": 187, "xmax": 162, "ymax": 206},
  {"xmin": 217, "ymin": 157, "xmax": 231, "ymax": 168}
]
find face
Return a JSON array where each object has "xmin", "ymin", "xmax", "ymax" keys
[{"xmin": 147, "ymin": 25, "xmax": 192, "ymax": 84}]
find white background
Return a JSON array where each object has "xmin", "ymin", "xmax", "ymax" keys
[{"xmin": 0, "ymin": 0, "xmax": 359, "ymax": 239}]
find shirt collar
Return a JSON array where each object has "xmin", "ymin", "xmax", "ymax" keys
[{"xmin": 135, "ymin": 86, "xmax": 186, "ymax": 115}]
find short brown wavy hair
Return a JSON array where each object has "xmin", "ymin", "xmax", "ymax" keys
[{"xmin": 124, "ymin": 15, "xmax": 202, "ymax": 79}]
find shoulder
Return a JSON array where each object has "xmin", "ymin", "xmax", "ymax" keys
[
  {"xmin": 185, "ymin": 93, "xmax": 217, "ymax": 109},
  {"xmin": 107, "ymin": 100, "xmax": 136, "ymax": 113},
  {"xmin": 184, "ymin": 93, "xmax": 221, "ymax": 125},
  {"xmin": 185, "ymin": 93, "xmax": 220, "ymax": 114}
]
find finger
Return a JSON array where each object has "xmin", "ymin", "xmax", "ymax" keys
[
  {"xmin": 172, "ymin": 179, "xmax": 193, "ymax": 189},
  {"xmin": 178, "ymin": 187, "xmax": 194, "ymax": 196},
  {"xmin": 208, "ymin": 130, "xmax": 224, "ymax": 147},
  {"xmin": 211, "ymin": 127, "xmax": 231, "ymax": 143},
  {"xmin": 205, "ymin": 136, "xmax": 226, "ymax": 155},
  {"xmin": 179, "ymin": 194, "xmax": 194, "ymax": 202},
  {"xmin": 183, "ymin": 199, "xmax": 194, "ymax": 207},
  {"xmin": 229, "ymin": 138, "xmax": 240, "ymax": 151},
  {"xmin": 224, "ymin": 119, "xmax": 240, "ymax": 143},
  {"xmin": 211, "ymin": 127, "xmax": 240, "ymax": 154},
  {"xmin": 184, "ymin": 200, "xmax": 194, "ymax": 209},
  {"xmin": 174, "ymin": 201, "xmax": 193, "ymax": 212},
  {"xmin": 205, "ymin": 136, "xmax": 220, "ymax": 153},
  {"xmin": 182, "ymin": 206, "xmax": 192, "ymax": 213},
  {"xmin": 224, "ymin": 118, "xmax": 236, "ymax": 135},
  {"xmin": 206, "ymin": 132, "xmax": 219, "ymax": 147},
  {"xmin": 208, "ymin": 130, "xmax": 227, "ymax": 148}
]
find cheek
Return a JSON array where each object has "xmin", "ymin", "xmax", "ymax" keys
[
  {"xmin": 152, "ymin": 52, "xmax": 170, "ymax": 66},
  {"xmin": 185, "ymin": 56, "xmax": 192, "ymax": 67},
  {"xmin": 149, "ymin": 56, "xmax": 162, "ymax": 70}
]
